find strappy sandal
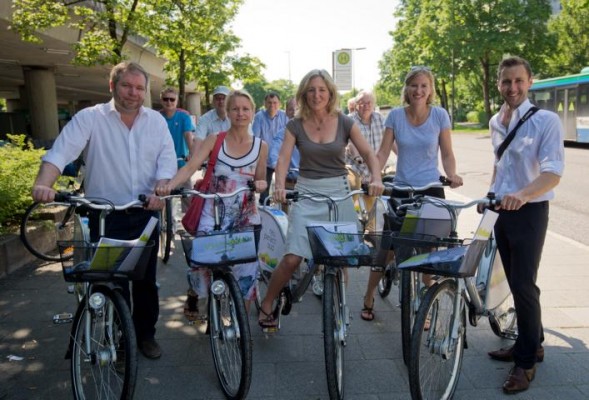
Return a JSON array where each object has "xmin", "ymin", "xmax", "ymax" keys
[
  {"xmin": 361, "ymin": 297, "xmax": 375, "ymax": 321},
  {"xmin": 183, "ymin": 289, "xmax": 199, "ymax": 322},
  {"xmin": 258, "ymin": 308, "xmax": 278, "ymax": 330}
]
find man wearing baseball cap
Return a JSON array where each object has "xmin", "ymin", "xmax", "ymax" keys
[{"xmin": 193, "ymin": 86, "xmax": 232, "ymax": 149}]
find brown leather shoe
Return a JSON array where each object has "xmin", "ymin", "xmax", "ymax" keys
[
  {"xmin": 502, "ymin": 365, "xmax": 536, "ymax": 394},
  {"xmin": 488, "ymin": 345, "xmax": 544, "ymax": 362},
  {"xmin": 139, "ymin": 338, "xmax": 161, "ymax": 359}
]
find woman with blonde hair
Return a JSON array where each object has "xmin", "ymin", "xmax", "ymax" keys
[{"xmin": 257, "ymin": 69, "xmax": 384, "ymax": 329}]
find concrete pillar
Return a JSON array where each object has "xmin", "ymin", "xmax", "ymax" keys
[
  {"xmin": 23, "ymin": 67, "xmax": 59, "ymax": 140},
  {"xmin": 186, "ymin": 92, "xmax": 201, "ymax": 117},
  {"xmin": 143, "ymin": 79, "xmax": 152, "ymax": 108}
]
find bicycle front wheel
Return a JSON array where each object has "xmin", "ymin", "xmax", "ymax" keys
[
  {"xmin": 408, "ymin": 279, "xmax": 464, "ymax": 400},
  {"xmin": 159, "ymin": 199, "xmax": 173, "ymax": 263},
  {"xmin": 400, "ymin": 269, "xmax": 420, "ymax": 365},
  {"xmin": 209, "ymin": 273, "xmax": 252, "ymax": 400},
  {"xmin": 71, "ymin": 289, "xmax": 137, "ymax": 400},
  {"xmin": 20, "ymin": 202, "xmax": 76, "ymax": 262},
  {"xmin": 323, "ymin": 269, "xmax": 345, "ymax": 400}
]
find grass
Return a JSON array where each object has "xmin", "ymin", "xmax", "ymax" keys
[{"xmin": 453, "ymin": 123, "xmax": 488, "ymax": 134}]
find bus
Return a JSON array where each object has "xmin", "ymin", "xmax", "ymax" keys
[{"xmin": 529, "ymin": 68, "xmax": 589, "ymax": 143}]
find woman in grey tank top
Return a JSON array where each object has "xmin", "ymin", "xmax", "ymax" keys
[{"xmin": 258, "ymin": 69, "xmax": 384, "ymax": 330}]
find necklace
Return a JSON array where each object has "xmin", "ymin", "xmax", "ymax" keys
[{"xmin": 313, "ymin": 118, "xmax": 325, "ymax": 131}]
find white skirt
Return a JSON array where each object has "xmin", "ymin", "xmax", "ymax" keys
[{"xmin": 286, "ymin": 175, "xmax": 359, "ymax": 260}]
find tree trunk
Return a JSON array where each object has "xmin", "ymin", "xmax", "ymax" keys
[
  {"xmin": 178, "ymin": 49, "xmax": 186, "ymax": 108},
  {"xmin": 481, "ymin": 57, "xmax": 492, "ymax": 128}
]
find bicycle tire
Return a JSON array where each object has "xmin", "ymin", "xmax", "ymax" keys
[
  {"xmin": 20, "ymin": 202, "xmax": 76, "ymax": 262},
  {"xmin": 159, "ymin": 199, "xmax": 173, "ymax": 263},
  {"xmin": 71, "ymin": 289, "xmax": 137, "ymax": 400},
  {"xmin": 377, "ymin": 260, "xmax": 397, "ymax": 298},
  {"xmin": 209, "ymin": 273, "xmax": 252, "ymax": 400},
  {"xmin": 400, "ymin": 269, "xmax": 419, "ymax": 366},
  {"xmin": 323, "ymin": 270, "xmax": 345, "ymax": 400},
  {"xmin": 408, "ymin": 280, "xmax": 464, "ymax": 400}
]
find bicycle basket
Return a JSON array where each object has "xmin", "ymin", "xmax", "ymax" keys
[
  {"xmin": 306, "ymin": 223, "xmax": 392, "ymax": 267},
  {"xmin": 58, "ymin": 240, "xmax": 154, "ymax": 282},
  {"xmin": 180, "ymin": 225, "xmax": 261, "ymax": 267}
]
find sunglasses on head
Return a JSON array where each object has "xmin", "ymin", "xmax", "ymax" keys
[{"xmin": 162, "ymin": 97, "xmax": 176, "ymax": 102}]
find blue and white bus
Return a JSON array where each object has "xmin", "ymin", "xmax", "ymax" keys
[{"xmin": 529, "ymin": 68, "xmax": 589, "ymax": 143}]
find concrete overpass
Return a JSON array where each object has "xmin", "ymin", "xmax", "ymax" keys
[{"xmin": 0, "ymin": 2, "xmax": 201, "ymax": 143}]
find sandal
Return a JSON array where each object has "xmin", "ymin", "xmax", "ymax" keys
[
  {"xmin": 183, "ymin": 289, "xmax": 199, "ymax": 322},
  {"xmin": 361, "ymin": 297, "xmax": 375, "ymax": 321},
  {"xmin": 258, "ymin": 308, "xmax": 278, "ymax": 330}
]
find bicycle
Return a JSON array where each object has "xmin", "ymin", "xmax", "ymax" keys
[
  {"xmin": 380, "ymin": 178, "xmax": 455, "ymax": 366},
  {"xmin": 159, "ymin": 185, "xmax": 256, "ymax": 400},
  {"xmin": 263, "ymin": 188, "xmax": 384, "ymax": 400},
  {"xmin": 400, "ymin": 194, "xmax": 518, "ymax": 400},
  {"xmin": 52, "ymin": 192, "xmax": 157, "ymax": 400}
]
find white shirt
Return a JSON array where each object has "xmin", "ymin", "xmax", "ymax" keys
[
  {"xmin": 490, "ymin": 99, "xmax": 564, "ymax": 202},
  {"xmin": 43, "ymin": 100, "xmax": 177, "ymax": 204},
  {"xmin": 194, "ymin": 109, "xmax": 231, "ymax": 140}
]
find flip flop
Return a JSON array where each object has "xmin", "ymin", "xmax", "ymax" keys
[
  {"xmin": 361, "ymin": 297, "xmax": 375, "ymax": 321},
  {"xmin": 258, "ymin": 308, "xmax": 278, "ymax": 330}
]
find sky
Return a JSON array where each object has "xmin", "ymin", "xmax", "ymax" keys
[{"xmin": 231, "ymin": 0, "xmax": 399, "ymax": 92}]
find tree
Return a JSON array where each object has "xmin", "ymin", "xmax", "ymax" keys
[
  {"xmin": 545, "ymin": 0, "xmax": 589, "ymax": 77},
  {"xmin": 140, "ymin": 0, "xmax": 264, "ymax": 108},
  {"xmin": 11, "ymin": 0, "xmax": 143, "ymax": 65},
  {"xmin": 378, "ymin": 0, "xmax": 555, "ymax": 125}
]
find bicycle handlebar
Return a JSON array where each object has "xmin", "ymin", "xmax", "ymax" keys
[
  {"xmin": 150, "ymin": 181, "xmax": 255, "ymax": 202},
  {"xmin": 382, "ymin": 176, "xmax": 450, "ymax": 197},
  {"xmin": 285, "ymin": 189, "xmax": 365, "ymax": 203},
  {"xmin": 54, "ymin": 192, "xmax": 145, "ymax": 211}
]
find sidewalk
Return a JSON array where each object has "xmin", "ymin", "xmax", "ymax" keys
[{"xmin": 1, "ymin": 193, "xmax": 589, "ymax": 399}]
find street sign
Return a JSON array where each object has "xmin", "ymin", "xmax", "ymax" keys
[{"xmin": 333, "ymin": 49, "xmax": 352, "ymax": 91}]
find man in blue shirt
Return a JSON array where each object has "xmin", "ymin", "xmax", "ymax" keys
[
  {"xmin": 160, "ymin": 87, "xmax": 196, "ymax": 213},
  {"xmin": 253, "ymin": 92, "xmax": 288, "ymax": 205}
]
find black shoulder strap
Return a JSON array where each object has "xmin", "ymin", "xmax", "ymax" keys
[{"xmin": 497, "ymin": 106, "xmax": 539, "ymax": 161}]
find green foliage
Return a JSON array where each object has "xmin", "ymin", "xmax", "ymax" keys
[
  {"xmin": 378, "ymin": 0, "xmax": 554, "ymax": 123},
  {"xmin": 11, "ymin": 0, "xmax": 143, "ymax": 65},
  {"xmin": 545, "ymin": 0, "xmax": 589, "ymax": 77},
  {"xmin": 0, "ymin": 135, "xmax": 44, "ymax": 233}
]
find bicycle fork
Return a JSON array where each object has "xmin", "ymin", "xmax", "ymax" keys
[
  {"xmin": 427, "ymin": 279, "xmax": 465, "ymax": 360},
  {"xmin": 327, "ymin": 267, "xmax": 350, "ymax": 347}
]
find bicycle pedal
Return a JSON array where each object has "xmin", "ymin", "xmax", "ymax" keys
[
  {"xmin": 262, "ymin": 326, "xmax": 279, "ymax": 334},
  {"xmin": 53, "ymin": 313, "xmax": 73, "ymax": 324}
]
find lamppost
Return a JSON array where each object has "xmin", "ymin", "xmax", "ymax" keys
[{"xmin": 350, "ymin": 47, "xmax": 366, "ymax": 93}]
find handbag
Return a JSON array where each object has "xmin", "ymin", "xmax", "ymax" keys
[
  {"xmin": 182, "ymin": 132, "xmax": 227, "ymax": 234},
  {"xmin": 496, "ymin": 106, "xmax": 538, "ymax": 160}
]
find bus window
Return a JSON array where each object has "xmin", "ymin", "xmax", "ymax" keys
[
  {"xmin": 578, "ymin": 83, "xmax": 589, "ymax": 116},
  {"xmin": 531, "ymin": 89, "xmax": 555, "ymax": 112}
]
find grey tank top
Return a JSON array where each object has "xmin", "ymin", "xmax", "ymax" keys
[{"xmin": 287, "ymin": 113, "xmax": 353, "ymax": 179}]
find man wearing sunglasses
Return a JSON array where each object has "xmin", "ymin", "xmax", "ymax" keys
[{"xmin": 160, "ymin": 88, "xmax": 196, "ymax": 213}]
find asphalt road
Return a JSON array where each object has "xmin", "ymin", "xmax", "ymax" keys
[{"xmin": 448, "ymin": 133, "xmax": 589, "ymax": 246}]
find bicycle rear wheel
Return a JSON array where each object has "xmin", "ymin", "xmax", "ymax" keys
[
  {"xmin": 20, "ymin": 202, "xmax": 76, "ymax": 262},
  {"xmin": 71, "ymin": 288, "xmax": 137, "ymax": 400},
  {"xmin": 408, "ymin": 279, "xmax": 464, "ymax": 400},
  {"xmin": 159, "ymin": 198, "xmax": 173, "ymax": 263},
  {"xmin": 209, "ymin": 273, "xmax": 252, "ymax": 400},
  {"xmin": 323, "ymin": 269, "xmax": 345, "ymax": 400}
]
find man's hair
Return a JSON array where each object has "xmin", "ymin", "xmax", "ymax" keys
[
  {"xmin": 264, "ymin": 91, "xmax": 280, "ymax": 101},
  {"xmin": 160, "ymin": 87, "xmax": 177, "ymax": 98},
  {"xmin": 295, "ymin": 69, "xmax": 339, "ymax": 119},
  {"xmin": 497, "ymin": 56, "xmax": 533, "ymax": 80},
  {"xmin": 110, "ymin": 62, "xmax": 149, "ymax": 86}
]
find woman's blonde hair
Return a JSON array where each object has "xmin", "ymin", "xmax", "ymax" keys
[
  {"xmin": 402, "ymin": 66, "xmax": 436, "ymax": 105},
  {"xmin": 295, "ymin": 69, "xmax": 340, "ymax": 119},
  {"xmin": 225, "ymin": 89, "xmax": 256, "ymax": 113}
]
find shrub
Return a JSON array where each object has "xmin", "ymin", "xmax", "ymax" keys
[{"xmin": 0, "ymin": 134, "xmax": 45, "ymax": 233}]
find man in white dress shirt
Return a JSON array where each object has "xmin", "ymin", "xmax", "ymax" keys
[{"xmin": 32, "ymin": 61, "xmax": 177, "ymax": 360}]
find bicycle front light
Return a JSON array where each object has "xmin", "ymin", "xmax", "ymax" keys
[
  {"xmin": 211, "ymin": 280, "xmax": 226, "ymax": 296},
  {"xmin": 89, "ymin": 292, "xmax": 106, "ymax": 310}
]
